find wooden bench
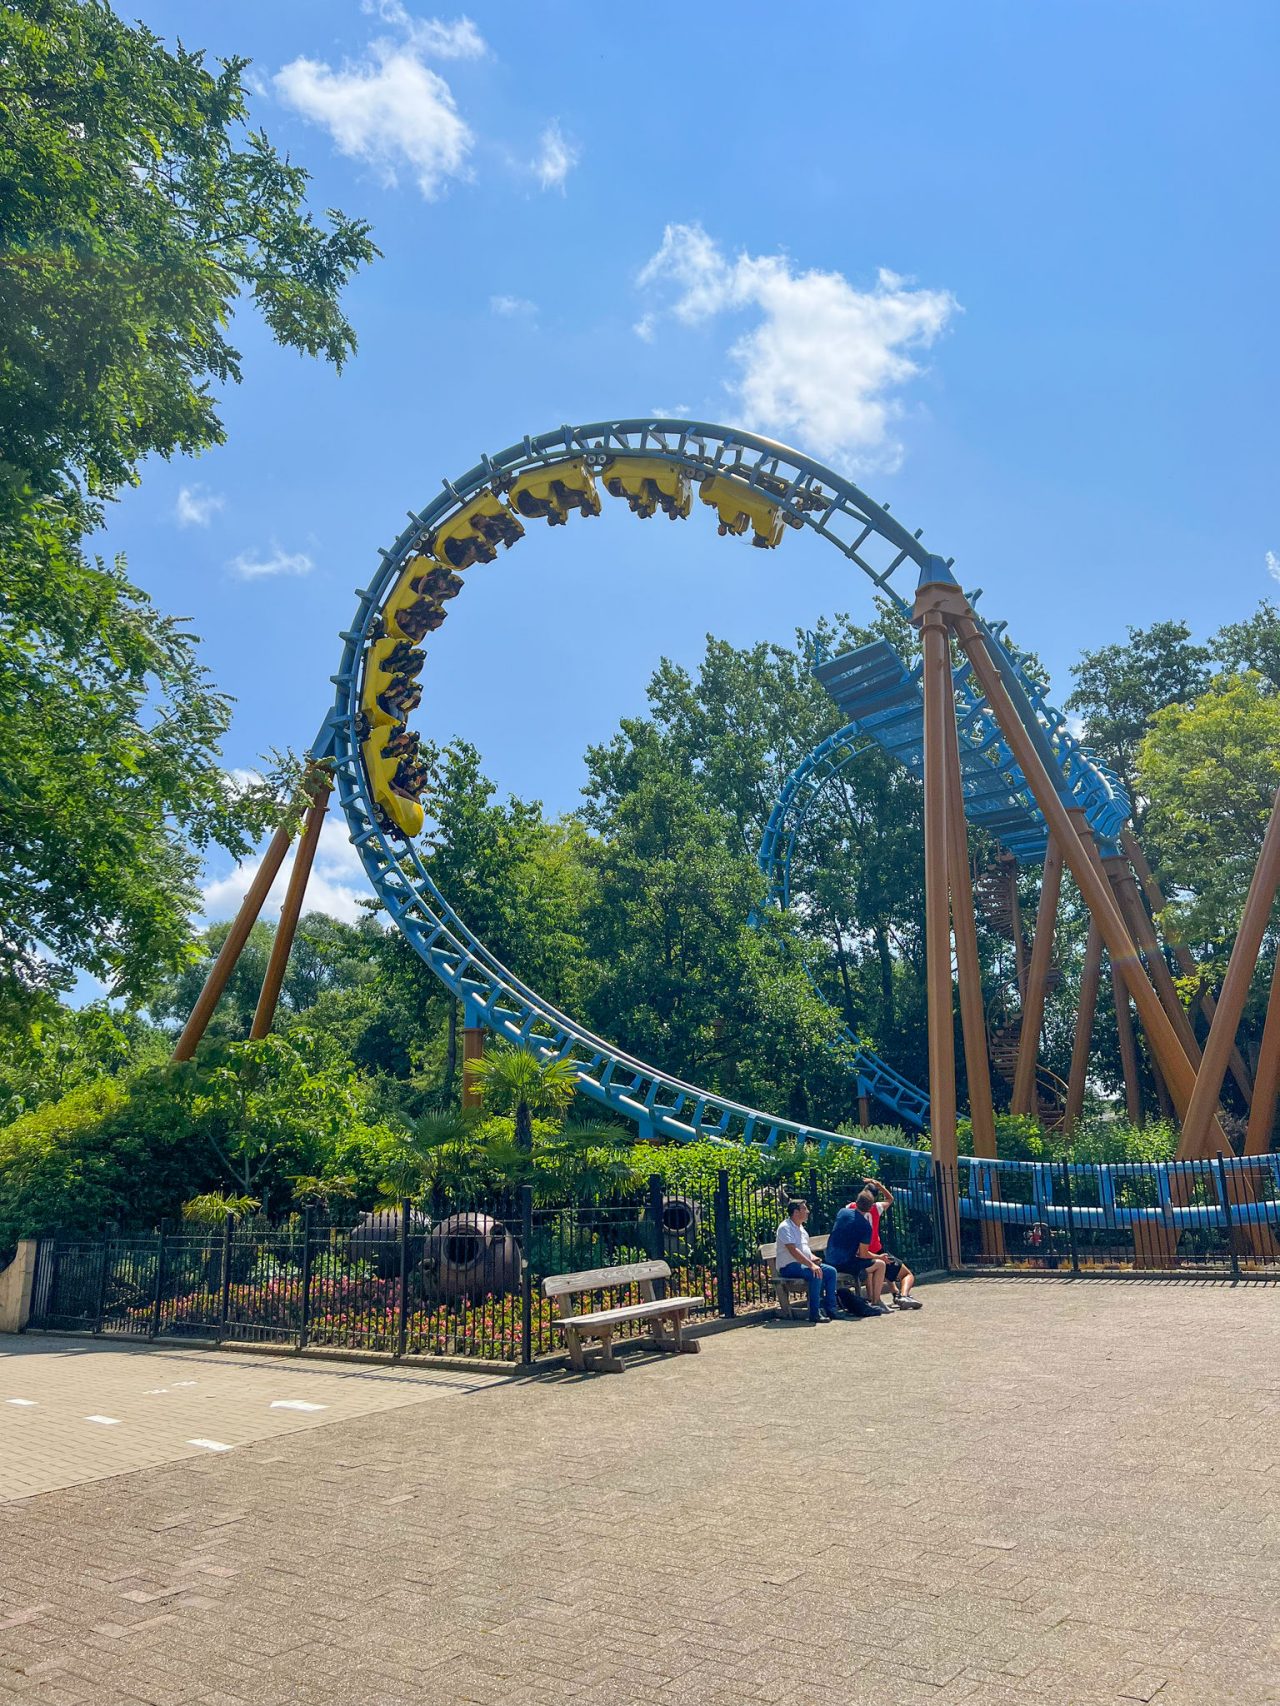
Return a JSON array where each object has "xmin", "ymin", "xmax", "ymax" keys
[
  {"xmin": 758, "ymin": 1234, "xmax": 868, "ymax": 1319},
  {"xmin": 544, "ymin": 1260, "xmax": 705, "ymax": 1373}
]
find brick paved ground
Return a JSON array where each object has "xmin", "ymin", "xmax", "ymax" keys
[
  {"xmin": 0, "ymin": 1340, "xmax": 509, "ymax": 1501},
  {"xmin": 1, "ymin": 1277, "xmax": 1276, "ymax": 1706}
]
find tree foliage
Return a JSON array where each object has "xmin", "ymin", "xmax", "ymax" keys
[{"xmin": 0, "ymin": 0, "xmax": 376, "ymax": 1017}]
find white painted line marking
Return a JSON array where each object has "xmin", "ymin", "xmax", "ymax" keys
[
  {"xmin": 187, "ymin": 1438, "xmax": 232, "ymax": 1452},
  {"xmin": 85, "ymin": 1415, "xmax": 121, "ymax": 1426},
  {"xmin": 170, "ymin": 1380, "xmax": 197, "ymax": 1388},
  {"xmin": 269, "ymin": 1400, "xmax": 327, "ymax": 1412},
  {"xmin": 5, "ymin": 1398, "xmax": 37, "ymax": 1407}
]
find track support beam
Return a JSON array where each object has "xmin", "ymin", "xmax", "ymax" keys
[
  {"xmin": 1011, "ymin": 837, "xmax": 1064, "ymax": 1118},
  {"xmin": 251, "ymin": 780, "xmax": 332, "ymax": 1040}
]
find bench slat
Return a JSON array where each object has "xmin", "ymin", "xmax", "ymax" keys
[
  {"xmin": 558, "ymin": 1296, "xmax": 704, "ymax": 1331},
  {"xmin": 544, "ymin": 1260, "xmax": 671, "ymax": 1298}
]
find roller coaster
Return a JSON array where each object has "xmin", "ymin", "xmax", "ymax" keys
[
  {"xmin": 317, "ymin": 417, "xmax": 1112, "ymax": 1153},
  {"xmin": 174, "ymin": 416, "xmax": 1280, "ymax": 1250}
]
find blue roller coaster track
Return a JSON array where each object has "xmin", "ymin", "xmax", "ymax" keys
[{"xmin": 311, "ymin": 416, "xmax": 1280, "ymax": 1233}]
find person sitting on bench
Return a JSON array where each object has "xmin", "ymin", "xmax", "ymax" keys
[
  {"xmin": 774, "ymin": 1199, "xmax": 843, "ymax": 1323},
  {"xmin": 857, "ymin": 1182, "xmax": 922, "ymax": 1309},
  {"xmin": 826, "ymin": 1196, "xmax": 888, "ymax": 1313}
]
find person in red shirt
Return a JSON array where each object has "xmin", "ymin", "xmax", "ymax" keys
[{"xmin": 855, "ymin": 1180, "xmax": 922, "ymax": 1309}]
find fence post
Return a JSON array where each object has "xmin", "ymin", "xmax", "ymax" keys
[
  {"xmin": 647, "ymin": 1174, "xmax": 665, "ymax": 1262},
  {"xmin": 807, "ymin": 1165, "xmax": 820, "ymax": 1223},
  {"xmin": 930, "ymin": 1160, "xmax": 949, "ymax": 1271},
  {"xmin": 1061, "ymin": 1161, "xmax": 1080, "ymax": 1274},
  {"xmin": 93, "ymin": 1239, "xmax": 110, "ymax": 1336},
  {"xmin": 149, "ymin": 1220, "xmax": 168, "ymax": 1340},
  {"xmin": 714, "ymin": 1169, "xmax": 734, "ymax": 1319},
  {"xmin": 396, "ymin": 1198, "xmax": 410, "ymax": 1359},
  {"xmin": 520, "ymin": 1183, "xmax": 534, "ymax": 1365},
  {"xmin": 218, "ymin": 1214, "xmax": 234, "ymax": 1342},
  {"xmin": 298, "ymin": 1207, "xmax": 314, "ymax": 1350},
  {"xmin": 1215, "ymin": 1151, "xmax": 1241, "ymax": 1283}
]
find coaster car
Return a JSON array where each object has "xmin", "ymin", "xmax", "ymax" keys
[
  {"xmin": 601, "ymin": 457, "xmax": 692, "ymax": 520},
  {"xmin": 698, "ymin": 475, "xmax": 786, "ymax": 548},
  {"xmin": 508, "ymin": 459, "xmax": 601, "ymax": 526},
  {"xmin": 362, "ymin": 733, "xmax": 425, "ymax": 839},
  {"xmin": 429, "ymin": 491, "xmax": 524, "ymax": 569},
  {"xmin": 383, "ymin": 557, "xmax": 461, "ymax": 641},
  {"xmin": 362, "ymin": 636, "xmax": 424, "ymax": 728}
]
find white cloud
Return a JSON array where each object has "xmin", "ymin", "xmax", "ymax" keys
[
  {"xmin": 532, "ymin": 120, "xmax": 578, "ymax": 192},
  {"xmin": 229, "ymin": 545, "xmax": 314, "ymax": 581},
  {"xmin": 361, "ymin": 3, "xmax": 486, "ymax": 58},
  {"xmin": 490, "ymin": 293, "xmax": 536, "ymax": 317},
  {"xmin": 274, "ymin": 10, "xmax": 484, "ymax": 198},
  {"xmin": 201, "ymin": 810, "xmax": 370, "ymax": 928},
  {"xmin": 633, "ymin": 313, "xmax": 656, "ymax": 343},
  {"xmin": 1267, "ymin": 549, "xmax": 1280, "ymax": 585},
  {"xmin": 636, "ymin": 223, "xmax": 959, "ymax": 472},
  {"xmin": 175, "ymin": 484, "xmax": 224, "ymax": 528}
]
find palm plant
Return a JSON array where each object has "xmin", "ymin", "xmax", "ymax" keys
[
  {"xmin": 381, "ymin": 1108, "xmax": 481, "ymax": 1200},
  {"xmin": 465, "ymin": 1044, "xmax": 582, "ymax": 1152}
]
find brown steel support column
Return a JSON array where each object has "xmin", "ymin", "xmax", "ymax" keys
[
  {"xmin": 250, "ymin": 783, "xmax": 332, "ymax": 1041},
  {"xmin": 1244, "ymin": 950, "xmax": 1280, "ymax": 1155},
  {"xmin": 943, "ymin": 707, "xmax": 999, "ymax": 1160},
  {"xmin": 462, "ymin": 1025, "xmax": 486, "ymax": 1110},
  {"xmin": 1111, "ymin": 962, "xmax": 1144, "ymax": 1126},
  {"xmin": 172, "ymin": 819, "xmax": 295, "ymax": 1063},
  {"xmin": 1180, "ymin": 785, "xmax": 1280, "ymax": 1156},
  {"xmin": 1011, "ymin": 838, "xmax": 1064, "ymax": 1118},
  {"xmin": 1064, "ymin": 920, "xmax": 1103, "ymax": 1131},
  {"xmin": 946, "ymin": 601, "xmax": 1224, "ymax": 1147},
  {"xmin": 857, "ymin": 1094, "xmax": 871, "ymax": 1129},
  {"xmin": 943, "ymin": 695, "xmax": 1003, "ymax": 1257},
  {"xmin": 914, "ymin": 591, "xmax": 960, "ymax": 1265},
  {"xmin": 1122, "ymin": 829, "xmax": 1252, "ymax": 1103},
  {"xmin": 1107, "ymin": 856, "xmax": 1203, "ymax": 1069}
]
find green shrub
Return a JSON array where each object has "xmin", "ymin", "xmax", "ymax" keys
[{"xmin": 0, "ymin": 1075, "xmax": 220, "ymax": 1246}]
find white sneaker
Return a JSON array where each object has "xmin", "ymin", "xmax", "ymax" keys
[{"xmin": 897, "ymin": 1295, "xmax": 923, "ymax": 1309}]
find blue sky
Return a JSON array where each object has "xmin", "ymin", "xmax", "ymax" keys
[{"xmin": 104, "ymin": 0, "xmax": 1280, "ymax": 926}]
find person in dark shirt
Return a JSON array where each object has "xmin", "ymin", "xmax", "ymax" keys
[{"xmin": 825, "ymin": 1203, "xmax": 889, "ymax": 1312}]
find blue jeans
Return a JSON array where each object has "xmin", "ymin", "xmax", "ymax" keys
[{"xmin": 777, "ymin": 1261, "xmax": 839, "ymax": 1320}]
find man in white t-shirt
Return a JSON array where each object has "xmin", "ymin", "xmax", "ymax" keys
[{"xmin": 774, "ymin": 1199, "xmax": 841, "ymax": 1323}]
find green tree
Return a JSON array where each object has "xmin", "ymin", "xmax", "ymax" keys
[
  {"xmin": 1138, "ymin": 672, "xmax": 1280, "ymax": 957},
  {"xmin": 0, "ymin": 0, "xmax": 376, "ymax": 1018},
  {"xmin": 1067, "ymin": 620, "xmax": 1212, "ymax": 821},
  {"xmin": 1210, "ymin": 600, "xmax": 1280, "ymax": 693},
  {"xmin": 0, "ymin": 0, "xmax": 375, "ymax": 510}
]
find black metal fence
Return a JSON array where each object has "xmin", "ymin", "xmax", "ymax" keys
[
  {"xmin": 25, "ymin": 1154, "xmax": 943, "ymax": 1363},
  {"xmin": 940, "ymin": 1152, "xmax": 1280, "ymax": 1278},
  {"xmin": 30, "ymin": 1150, "xmax": 1267, "ymax": 1365}
]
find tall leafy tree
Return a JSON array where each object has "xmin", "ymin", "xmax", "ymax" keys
[
  {"xmin": 1067, "ymin": 621, "xmax": 1211, "ymax": 823},
  {"xmin": 0, "ymin": 0, "xmax": 377, "ymax": 1016},
  {"xmin": 1138, "ymin": 672, "xmax": 1280, "ymax": 962}
]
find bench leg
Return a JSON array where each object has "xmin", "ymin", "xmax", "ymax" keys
[
  {"xmin": 597, "ymin": 1323, "xmax": 628, "ymax": 1378},
  {"xmin": 564, "ymin": 1327, "xmax": 587, "ymax": 1372},
  {"xmin": 653, "ymin": 1310, "xmax": 698, "ymax": 1355}
]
